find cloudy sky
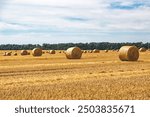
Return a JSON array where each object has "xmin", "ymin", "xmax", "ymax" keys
[{"xmin": 0, "ymin": 0, "xmax": 150, "ymax": 44}]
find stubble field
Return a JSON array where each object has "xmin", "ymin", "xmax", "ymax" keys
[{"xmin": 0, "ymin": 50, "xmax": 150, "ymax": 100}]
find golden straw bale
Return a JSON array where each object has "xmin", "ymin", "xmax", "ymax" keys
[
  {"xmin": 139, "ymin": 47, "xmax": 146, "ymax": 52},
  {"xmin": 3, "ymin": 52, "xmax": 11, "ymax": 56},
  {"xmin": 84, "ymin": 50, "xmax": 87, "ymax": 53},
  {"xmin": 93, "ymin": 49, "xmax": 99, "ymax": 53},
  {"xmin": 65, "ymin": 47, "xmax": 82, "ymax": 59},
  {"xmin": 89, "ymin": 50, "xmax": 92, "ymax": 53},
  {"xmin": 46, "ymin": 51, "xmax": 49, "ymax": 53},
  {"xmin": 32, "ymin": 48, "xmax": 42, "ymax": 56},
  {"xmin": 21, "ymin": 50, "xmax": 28, "ymax": 55},
  {"xmin": 14, "ymin": 52, "xmax": 17, "ymax": 56},
  {"xmin": 7, "ymin": 52, "xmax": 11, "ymax": 56},
  {"xmin": 119, "ymin": 46, "xmax": 139, "ymax": 61},
  {"xmin": 105, "ymin": 50, "xmax": 108, "ymax": 53},
  {"xmin": 27, "ymin": 52, "xmax": 30, "ymax": 55},
  {"xmin": 49, "ymin": 50, "xmax": 56, "ymax": 54}
]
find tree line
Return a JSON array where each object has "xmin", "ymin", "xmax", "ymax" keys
[{"xmin": 0, "ymin": 42, "xmax": 149, "ymax": 50}]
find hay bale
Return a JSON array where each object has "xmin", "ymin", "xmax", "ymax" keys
[
  {"xmin": 84, "ymin": 50, "xmax": 87, "ymax": 53},
  {"xmin": 49, "ymin": 50, "xmax": 56, "ymax": 54},
  {"xmin": 139, "ymin": 47, "xmax": 146, "ymax": 52},
  {"xmin": 93, "ymin": 49, "xmax": 99, "ymax": 53},
  {"xmin": 27, "ymin": 52, "xmax": 30, "ymax": 55},
  {"xmin": 21, "ymin": 50, "xmax": 28, "ymax": 55},
  {"xmin": 88, "ymin": 50, "xmax": 92, "ymax": 53},
  {"xmin": 105, "ymin": 50, "xmax": 108, "ymax": 53},
  {"xmin": 6, "ymin": 52, "xmax": 11, "ymax": 56},
  {"xmin": 119, "ymin": 46, "xmax": 139, "ymax": 61},
  {"xmin": 3, "ymin": 52, "xmax": 11, "ymax": 56},
  {"xmin": 65, "ymin": 47, "xmax": 82, "ymax": 59},
  {"xmin": 46, "ymin": 51, "xmax": 49, "ymax": 53},
  {"xmin": 32, "ymin": 48, "xmax": 42, "ymax": 56},
  {"xmin": 14, "ymin": 52, "xmax": 17, "ymax": 56}
]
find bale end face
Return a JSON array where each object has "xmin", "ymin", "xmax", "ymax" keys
[
  {"xmin": 4, "ymin": 52, "xmax": 11, "ymax": 56},
  {"xmin": 93, "ymin": 49, "xmax": 99, "ymax": 53},
  {"xmin": 119, "ymin": 46, "xmax": 139, "ymax": 61},
  {"xmin": 65, "ymin": 47, "xmax": 82, "ymax": 59},
  {"xmin": 14, "ymin": 53, "xmax": 17, "ymax": 56},
  {"xmin": 21, "ymin": 50, "xmax": 28, "ymax": 55},
  {"xmin": 105, "ymin": 50, "xmax": 108, "ymax": 53},
  {"xmin": 83, "ymin": 50, "xmax": 87, "ymax": 53},
  {"xmin": 49, "ymin": 50, "xmax": 56, "ymax": 54},
  {"xmin": 32, "ymin": 48, "xmax": 42, "ymax": 56},
  {"xmin": 139, "ymin": 47, "xmax": 146, "ymax": 52}
]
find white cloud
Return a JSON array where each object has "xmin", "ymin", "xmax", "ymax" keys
[
  {"xmin": 0, "ymin": 22, "xmax": 31, "ymax": 30},
  {"xmin": 9, "ymin": 0, "xmax": 98, "ymax": 8},
  {"xmin": 0, "ymin": 0, "xmax": 150, "ymax": 43}
]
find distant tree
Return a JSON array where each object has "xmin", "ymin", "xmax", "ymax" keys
[{"xmin": 0, "ymin": 42, "xmax": 149, "ymax": 50}]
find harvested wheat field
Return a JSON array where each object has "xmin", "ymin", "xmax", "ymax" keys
[{"xmin": 0, "ymin": 50, "xmax": 150, "ymax": 100}]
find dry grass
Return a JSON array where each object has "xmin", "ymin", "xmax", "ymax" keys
[{"xmin": 0, "ymin": 50, "xmax": 150, "ymax": 100}]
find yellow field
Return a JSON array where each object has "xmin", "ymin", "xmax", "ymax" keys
[{"xmin": 0, "ymin": 50, "xmax": 150, "ymax": 100}]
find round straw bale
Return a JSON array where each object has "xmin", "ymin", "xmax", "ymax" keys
[
  {"xmin": 32, "ymin": 48, "xmax": 42, "ymax": 56},
  {"xmin": 119, "ymin": 46, "xmax": 139, "ymax": 61},
  {"xmin": 84, "ymin": 50, "xmax": 87, "ymax": 53},
  {"xmin": 49, "ymin": 50, "xmax": 56, "ymax": 54},
  {"xmin": 7, "ymin": 52, "xmax": 11, "ymax": 56},
  {"xmin": 65, "ymin": 47, "xmax": 82, "ymax": 59},
  {"xmin": 93, "ymin": 49, "xmax": 99, "ymax": 53},
  {"xmin": 21, "ymin": 50, "xmax": 28, "ymax": 55},
  {"xmin": 4, "ymin": 52, "xmax": 11, "ymax": 56},
  {"xmin": 14, "ymin": 52, "xmax": 17, "ymax": 56},
  {"xmin": 46, "ymin": 51, "xmax": 49, "ymax": 53},
  {"xmin": 139, "ymin": 47, "xmax": 146, "ymax": 52},
  {"xmin": 27, "ymin": 52, "xmax": 30, "ymax": 55},
  {"xmin": 105, "ymin": 50, "xmax": 108, "ymax": 53},
  {"xmin": 89, "ymin": 50, "xmax": 92, "ymax": 53}
]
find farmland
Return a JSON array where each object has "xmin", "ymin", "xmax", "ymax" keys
[{"xmin": 0, "ymin": 50, "xmax": 150, "ymax": 100}]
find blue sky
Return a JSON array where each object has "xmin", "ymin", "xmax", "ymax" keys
[{"xmin": 0, "ymin": 0, "xmax": 150, "ymax": 44}]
